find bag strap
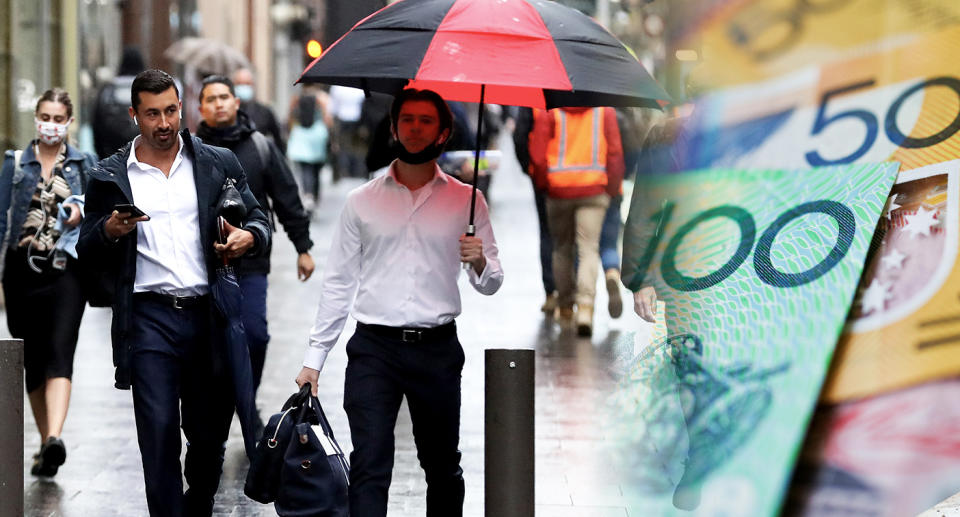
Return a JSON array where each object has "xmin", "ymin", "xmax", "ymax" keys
[{"xmin": 250, "ymin": 131, "xmax": 271, "ymax": 171}]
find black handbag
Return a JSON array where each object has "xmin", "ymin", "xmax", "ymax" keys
[
  {"xmin": 216, "ymin": 177, "xmax": 247, "ymax": 227},
  {"xmin": 245, "ymin": 384, "xmax": 350, "ymax": 517}
]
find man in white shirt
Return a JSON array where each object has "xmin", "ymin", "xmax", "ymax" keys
[
  {"xmin": 78, "ymin": 69, "xmax": 270, "ymax": 516},
  {"xmin": 296, "ymin": 88, "xmax": 503, "ymax": 517}
]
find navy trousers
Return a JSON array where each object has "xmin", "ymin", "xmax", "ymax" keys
[
  {"xmin": 238, "ymin": 273, "xmax": 269, "ymax": 392},
  {"xmin": 533, "ymin": 187, "xmax": 556, "ymax": 295},
  {"xmin": 128, "ymin": 295, "xmax": 235, "ymax": 517},
  {"xmin": 343, "ymin": 325, "xmax": 466, "ymax": 517},
  {"xmin": 600, "ymin": 194, "xmax": 623, "ymax": 272}
]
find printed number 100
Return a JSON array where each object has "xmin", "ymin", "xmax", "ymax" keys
[{"xmin": 632, "ymin": 200, "xmax": 856, "ymax": 292}]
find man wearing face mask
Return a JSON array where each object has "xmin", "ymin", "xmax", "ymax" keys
[
  {"xmin": 231, "ymin": 68, "xmax": 285, "ymax": 154},
  {"xmin": 195, "ymin": 74, "xmax": 314, "ymax": 409},
  {"xmin": 295, "ymin": 88, "xmax": 503, "ymax": 517}
]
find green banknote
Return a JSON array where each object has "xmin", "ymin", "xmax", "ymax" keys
[{"xmin": 610, "ymin": 162, "xmax": 900, "ymax": 516}]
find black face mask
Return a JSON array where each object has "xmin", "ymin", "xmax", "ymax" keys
[{"xmin": 391, "ymin": 136, "xmax": 447, "ymax": 165}]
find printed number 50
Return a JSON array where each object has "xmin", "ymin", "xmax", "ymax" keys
[
  {"xmin": 805, "ymin": 76, "xmax": 960, "ymax": 166},
  {"xmin": 632, "ymin": 200, "xmax": 855, "ymax": 292}
]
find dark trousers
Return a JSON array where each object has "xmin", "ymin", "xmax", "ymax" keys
[
  {"xmin": 533, "ymin": 187, "xmax": 556, "ymax": 295},
  {"xmin": 128, "ymin": 295, "xmax": 235, "ymax": 517},
  {"xmin": 343, "ymin": 325, "xmax": 466, "ymax": 517},
  {"xmin": 297, "ymin": 161, "xmax": 324, "ymax": 200},
  {"xmin": 2, "ymin": 250, "xmax": 86, "ymax": 392},
  {"xmin": 238, "ymin": 273, "xmax": 269, "ymax": 392}
]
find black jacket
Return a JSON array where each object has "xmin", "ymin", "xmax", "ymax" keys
[
  {"xmin": 77, "ymin": 130, "xmax": 271, "ymax": 389},
  {"xmin": 196, "ymin": 111, "xmax": 313, "ymax": 275}
]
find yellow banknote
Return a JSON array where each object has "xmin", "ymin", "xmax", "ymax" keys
[
  {"xmin": 673, "ymin": 27, "xmax": 960, "ymax": 401},
  {"xmin": 680, "ymin": 0, "xmax": 960, "ymax": 90},
  {"xmin": 824, "ymin": 160, "xmax": 960, "ymax": 402}
]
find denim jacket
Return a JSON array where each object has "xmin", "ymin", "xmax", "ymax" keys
[{"xmin": 0, "ymin": 141, "xmax": 97, "ymax": 252}]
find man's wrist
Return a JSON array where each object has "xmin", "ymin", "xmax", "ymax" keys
[
  {"xmin": 101, "ymin": 221, "xmax": 120, "ymax": 243},
  {"xmin": 472, "ymin": 256, "xmax": 486, "ymax": 275}
]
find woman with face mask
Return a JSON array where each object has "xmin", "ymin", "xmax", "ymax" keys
[{"xmin": 0, "ymin": 88, "xmax": 97, "ymax": 477}]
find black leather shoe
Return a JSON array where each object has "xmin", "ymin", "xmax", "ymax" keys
[
  {"xmin": 35, "ymin": 437, "xmax": 66, "ymax": 477},
  {"xmin": 29, "ymin": 447, "xmax": 44, "ymax": 476}
]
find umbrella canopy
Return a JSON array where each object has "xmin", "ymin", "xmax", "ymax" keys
[
  {"xmin": 211, "ymin": 263, "xmax": 258, "ymax": 460},
  {"xmin": 212, "ymin": 214, "xmax": 258, "ymax": 460},
  {"xmin": 297, "ymin": 0, "xmax": 671, "ymax": 109},
  {"xmin": 165, "ymin": 37, "xmax": 251, "ymax": 76}
]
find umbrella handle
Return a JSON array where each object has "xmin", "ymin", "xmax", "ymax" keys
[
  {"xmin": 462, "ymin": 224, "xmax": 476, "ymax": 270},
  {"xmin": 218, "ymin": 216, "xmax": 230, "ymax": 266}
]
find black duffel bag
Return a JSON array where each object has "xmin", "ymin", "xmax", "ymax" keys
[{"xmin": 245, "ymin": 384, "xmax": 350, "ymax": 516}]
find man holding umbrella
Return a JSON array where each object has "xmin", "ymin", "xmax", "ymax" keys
[
  {"xmin": 77, "ymin": 69, "xmax": 270, "ymax": 517},
  {"xmin": 296, "ymin": 88, "xmax": 503, "ymax": 516}
]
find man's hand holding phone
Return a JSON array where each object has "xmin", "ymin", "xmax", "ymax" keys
[
  {"xmin": 213, "ymin": 217, "xmax": 255, "ymax": 260},
  {"xmin": 105, "ymin": 204, "xmax": 150, "ymax": 239}
]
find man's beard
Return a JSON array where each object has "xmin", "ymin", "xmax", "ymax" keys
[{"xmin": 151, "ymin": 128, "xmax": 177, "ymax": 149}]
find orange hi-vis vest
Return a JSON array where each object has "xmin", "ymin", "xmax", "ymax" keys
[{"xmin": 545, "ymin": 108, "xmax": 608, "ymax": 193}]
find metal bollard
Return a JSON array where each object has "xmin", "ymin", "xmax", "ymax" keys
[
  {"xmin": 485, "ymin": 349, "xmax": 534, "ymax": 517},
  {"xmin": 0, "ymin": 339, "xmax": 23, "ymax": 517}
]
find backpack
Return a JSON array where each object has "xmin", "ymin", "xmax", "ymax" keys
[
  {"xmin": 296, "ymin": 95, "xmax": 317, "ymax": 128},
  {"xmin": 93, "ymin": 77, "xmax": 139, "ymax": 159},
  {"xmin": 249, "ymin": 131, "xmax": 277, "ymax": 230},
  {"xmin": 251, "ymin": 131, "xmax": 271, "ymax": 171}
]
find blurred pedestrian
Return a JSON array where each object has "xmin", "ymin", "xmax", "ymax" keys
[
  {"xmin": 598, "ymin": 109, "xmax": 647, "ymax": 320},
  {"xmin": 512, "ymin": 106, "xmax": 556, "ymax": 313},
  {"xmin": 232, "ymin": 67, "xmax": 286, "ymax": 154},
  {"xmin": 328, "ymin": 85, "xmax": 367, "ymax": 179},
  {"xmin": 599, "ymin": 190, "xmax": 624, "ymax": 319},
  {"xmin": 196, "ymin": 75, "xmax": 314, "ymax": 404},
  {"xmin": 287, "ymin": 85, "xmax": 331, "ymax": 212},
  {"xmin": 530, "ymin": 106, "xmax": 624, "ymax": 336},
  {"xmin": 295, "ymin": 88, "xmax": 503, "ymax": 517},
  {"xmin": 77, "ymin": 69, "xmax": 270, "ymax": 516},
  {"xmin": 359, "ymin": 91, "xmax": 394, "ymax": 176},
  {"xmin": 92, "ymin": 46, "xmax": 146, "ymax": 159},
  {"xmin": 0, "ymin": 88, "xmax": 96, "ymax": 477}
]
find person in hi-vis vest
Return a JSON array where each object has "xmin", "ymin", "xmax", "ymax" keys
[{"xmin": 530, "ymin": 106, "xmax": 624, "ymax": 336}]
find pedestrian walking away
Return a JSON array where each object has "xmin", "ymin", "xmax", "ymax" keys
[
  {"xmin": 329, "ymin": 85, "xmax": 369, "ymax": 180},
  {"xmin": 232, "ymin": 67, "xmax": 287, "ymax": 154},
  {"xmin": 295, "ymin": 88, "xmax": 503, "ymax": 517},
  {"xmin": 92, "ymin": 47, "xmax": 146, "ymax": 159},
  {"xmin": 196, "ymin": 74, "xmax": 315, "ymax": 413},
  {"xmin": 77, "ymin": 69, "xmax": 271, "ymax": 517},
  {"xmin": 0, "ymin": 88, "xmax": 97, "ymax": 477},
  {"xmin": 529, "ymin": 106, "xmax": 625, "ymax": 336},
  {"xmin": 512, "ymin": 106, "xmax": 557, "ymax": 314},
  {"xmin": 287, "ymin": 85, "xmax": 331, "ymax": 213}
]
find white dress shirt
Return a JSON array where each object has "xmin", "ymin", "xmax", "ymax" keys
[
  {"xmin": 304, "ymin": 162, "xmax": 503, "ymax": 371},
  {"xmin": 127, "ymin": 135, "xmax": 209, "ymax": 296}
]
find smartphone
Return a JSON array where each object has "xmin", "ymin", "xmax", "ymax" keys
[
  {"xmin": 217, "ymin": 215, "xmax": 227, "ymax": 244},
  {"xmin": 114, "ymin": 203, "xmax": 149, "ymax": 219}
]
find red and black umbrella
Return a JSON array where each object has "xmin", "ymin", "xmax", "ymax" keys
[{"xmin": 297, "ymin": 0, "xmax": 670, "ymax": 229}]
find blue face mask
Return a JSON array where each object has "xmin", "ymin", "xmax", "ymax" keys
[{"xmin": 234, "ymin": 84, "xmax": 254, "ymax": 102}]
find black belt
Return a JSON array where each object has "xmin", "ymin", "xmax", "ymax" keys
[
  {"xmin": 357, "ymin": 321, "xmax": 456, "ymax": 343},
  {"xmin": 133, "ymin": 291, "xmax": 208, "ymax": 310}
]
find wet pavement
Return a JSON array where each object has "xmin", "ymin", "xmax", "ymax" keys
[{"xmin": 10, "ymin": 132, "xmax": 645, "ymax": 516}]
